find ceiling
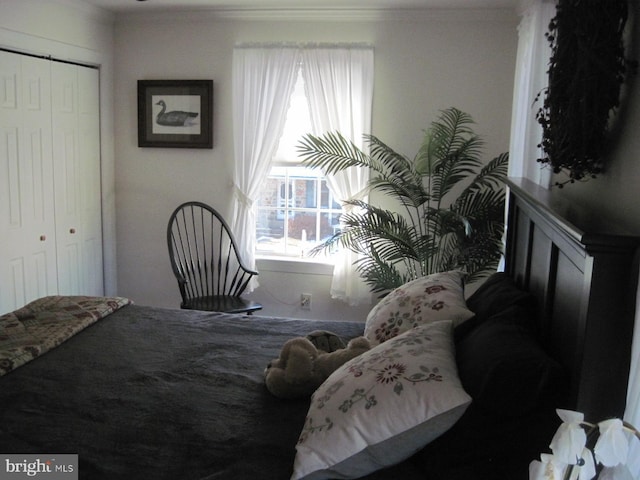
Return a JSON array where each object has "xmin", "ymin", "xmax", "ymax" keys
[{"xmin": 80, "ymin": 0, "xmax": 522, "ymax": 13}]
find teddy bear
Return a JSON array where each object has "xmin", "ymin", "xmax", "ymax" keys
[
  {"xmin": 264, "ymin": 332, "xmax": 370, "ymax": 399},
  {"xmin": 305, "ymin": 330, "xmax": 346, "ymax": 353}
]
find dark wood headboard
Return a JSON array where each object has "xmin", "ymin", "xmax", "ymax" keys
[{"xmin": 504, "ymin": 177, "xmax": 639, "ymax": 420}]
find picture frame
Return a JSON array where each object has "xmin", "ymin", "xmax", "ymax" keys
[{"xmin": 138, "ymin": 80, "xmax": 213, "ymax": 148}]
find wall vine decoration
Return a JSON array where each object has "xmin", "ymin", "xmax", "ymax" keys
[{"xmin": 536, "ymin": 0, "xmax": 636, "ymax": 187}]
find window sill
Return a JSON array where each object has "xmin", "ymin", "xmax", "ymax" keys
[{"xmin": 256, "ymin": 255, "xmax": 334, "ymax": 275}]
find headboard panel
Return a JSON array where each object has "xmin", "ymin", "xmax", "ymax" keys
[{"xmin": 505, "ymin": 178, "xmax": 639, "ymax": 420}]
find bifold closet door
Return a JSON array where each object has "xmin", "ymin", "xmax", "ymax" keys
[
  {"xmin": 0, "ymin": 51, "xmax": 58, "ymax": 314},
  {"xmin": 51, "ymin": 62, "xmax": 103, "ymax": 297},
  {"xmin": 0, "ymin": 51, "xmax": 103, "ymax": 315}
]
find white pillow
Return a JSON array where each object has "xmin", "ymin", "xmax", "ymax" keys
[
  {"xmin": 291, "ymin": 321, "xmax": 472, "ymax": 480},
  {"xmin": 364, "ymin": 270, "xmax": 474, "ymax": 346}
]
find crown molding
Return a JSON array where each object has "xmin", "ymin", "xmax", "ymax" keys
[{"xmin": 116, "ymin": 7, "xmax": 517, "ymax": 24}]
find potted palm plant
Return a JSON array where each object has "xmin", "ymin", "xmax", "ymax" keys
[{"xmin": 297, "ymin": 107, "xmax": 508, "ymax": 297}]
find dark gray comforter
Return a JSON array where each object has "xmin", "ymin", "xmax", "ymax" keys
[{"xmin": 0, "ymin": 304, "xmax": 426, "ymax": 479}]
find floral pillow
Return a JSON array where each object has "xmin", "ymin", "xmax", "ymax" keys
[
  {"xmin": 364, "ymin": 270, "xmax": 474, "ymax": 346},
  {"xmin": 291, "ymin": 321, "xmax": 472, "ymax": 480}
]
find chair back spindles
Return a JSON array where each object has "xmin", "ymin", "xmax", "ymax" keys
[{"xmin": 167, "ymin": 201, "xmax": 261, "ymax": 314}]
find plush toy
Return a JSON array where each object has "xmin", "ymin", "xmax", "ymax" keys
[
  {"xmin": 264, "ymin": 333, "xmax": 370, "ymax": 399},
  {"xmin": 305, "ymin": 330, "xmax": 346, "ymax": 353}
]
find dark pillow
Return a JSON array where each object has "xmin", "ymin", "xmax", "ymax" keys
[
  {"xmin": 456, "ymin": 316, "xmax": 566, "ymax": 418},
  {"xmin": 414, "ymin": 403, "xmax": 561, "ymax": 480},
  {"xmin": 466, "ymin": 272, "xmax": 536, "ymax": 321},
  {"xmin": 456, "ymin": 272, "xmax": 537, "ymax": 341}
]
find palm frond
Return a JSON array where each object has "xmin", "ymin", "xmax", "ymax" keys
[
  {"xmin": 457, "ymin": 231, "xmax": 504, "ymax": 284},
  {"xmin": 414, "ymin": 129, "xmax": 436, "ymax": 175},
  {"xmin": 428, "ymin": 108, "xmax": 485, "ymax": 164},
  {"xmin": 433, "ymin": 231, "xmax": 463, "ymax": 273},
  {"xmin": 297, "ymin": 131, "xmax": 370, "ymax": 175},
  {"xmin": 353, "ymin": 253, "xmax": 407, "ymax": 297},
  {"xmin": 422, "ymin": 108, "xmax": 487, "ymax": 202},
  {"xmin": 431, "ymin": 151, "xmax": 482, "ymax": 202},
  {"xmin": 458, "ymin": 152, "xmax": 509, "ymax": 200},
  {"xmin": 299, "ymin": 107, "xmax": 508, "ymax": 294},
  {"xmin": 413, "ymin": 234, "xmax": 440, "ymax": 271},
  {"xmin": 368, "ymin": 176, "xmax": 430, "ymax": 209},
  {"xmin": 453, "ymin": 186, "xmax": 506, "ymax": 234},
  {"xmin": 366, "ymin": 135, "xmax": 430, "ymax": 208},
  {"xmin": 366, "ymin": 134, "xmax": 417, "ymax": 180},
  {"xmin": 338, "ymin": 203, "xmax": 422, "ymax": 263},
  {"xmin": 422, "ymin": 206, "xmax": 464, "ymax": 239}
]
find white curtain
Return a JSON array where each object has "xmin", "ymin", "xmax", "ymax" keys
[
  {"xmin": 509, "ymin": 0, "xmax": 555, "ymax": 186},
  {"xmin": 301, "ymin": 46, "xmax": 374, "ymax": 306},
  {"xmin": 231, "ymin": 46, "xmax": 301, "ymax": 291}
]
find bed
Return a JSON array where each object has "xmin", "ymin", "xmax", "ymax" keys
[{"xmin": 0, "ymin": 177, "xmax": 638, "ymax": 480}]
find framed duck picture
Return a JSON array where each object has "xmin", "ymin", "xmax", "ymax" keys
[{"xmin": 138, "ymin": 80, "xmax": 213, "ymax": 148}]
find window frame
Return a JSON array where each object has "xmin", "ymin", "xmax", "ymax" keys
[{"xmin": 256, "ymin": 165, "xmax": 342, "ymax": 260}]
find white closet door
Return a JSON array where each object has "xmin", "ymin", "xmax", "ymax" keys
[
  {"xmin": 77, "ymin": 65, "xmax": 103, "ymax": 296},
  {"xmin": 0, "ymin": 51, "xmax": 57, "ymax": 314},
  {"xmin": 51, "ymin": 62, "xmax": 103, "ymax": 296}
]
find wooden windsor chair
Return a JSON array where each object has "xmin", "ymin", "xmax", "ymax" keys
[{"xmin": 167, "ymin": 201, "xmax": 262, "ymax": 314}]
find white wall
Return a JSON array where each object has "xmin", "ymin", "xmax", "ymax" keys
[
  {"xmin": 113, "ymin": 8, "xmax": 519, "ymax": 320},
  {"xmin": 0, "ymin": 0, "xmax": 118, "ymax": 296}
]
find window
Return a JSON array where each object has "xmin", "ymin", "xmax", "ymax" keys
[
  {"xmin": 256, "ymin": 166, "xmax": 342, "ymax": 257},
  {"xmin": 255, "ymin": 71, "xmax": 341, "ymax": 258},
  {"xmin": 233, "ymin": 45, "xmax": 373, "ymax": 302}
]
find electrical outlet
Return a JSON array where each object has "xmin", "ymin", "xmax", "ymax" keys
[{"xmin": 300, "ymin": 293, "xmax": 312, "ymax": 311}]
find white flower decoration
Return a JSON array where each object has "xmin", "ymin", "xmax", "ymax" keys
[
  {"xmin": 575, "ymin": 447, "xmax": 596, "ymax": 480},
  {"xmin": 529, "ymin": 453, "xmax": 568, "ymax": 480},
  {"xmin": 594, "ymin": 419, "xmax": 629, "ymax": 467},
  {"xmin": 531, "ymin": 411, "xmax": 639, "ymax": 480},
  {"xmin": 598, "ymin": 464, "xmax": 635, "ymax": 480},
  {"xmin": 550, "ymin": 409, "xmax": 587, "ymax": 465}
]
